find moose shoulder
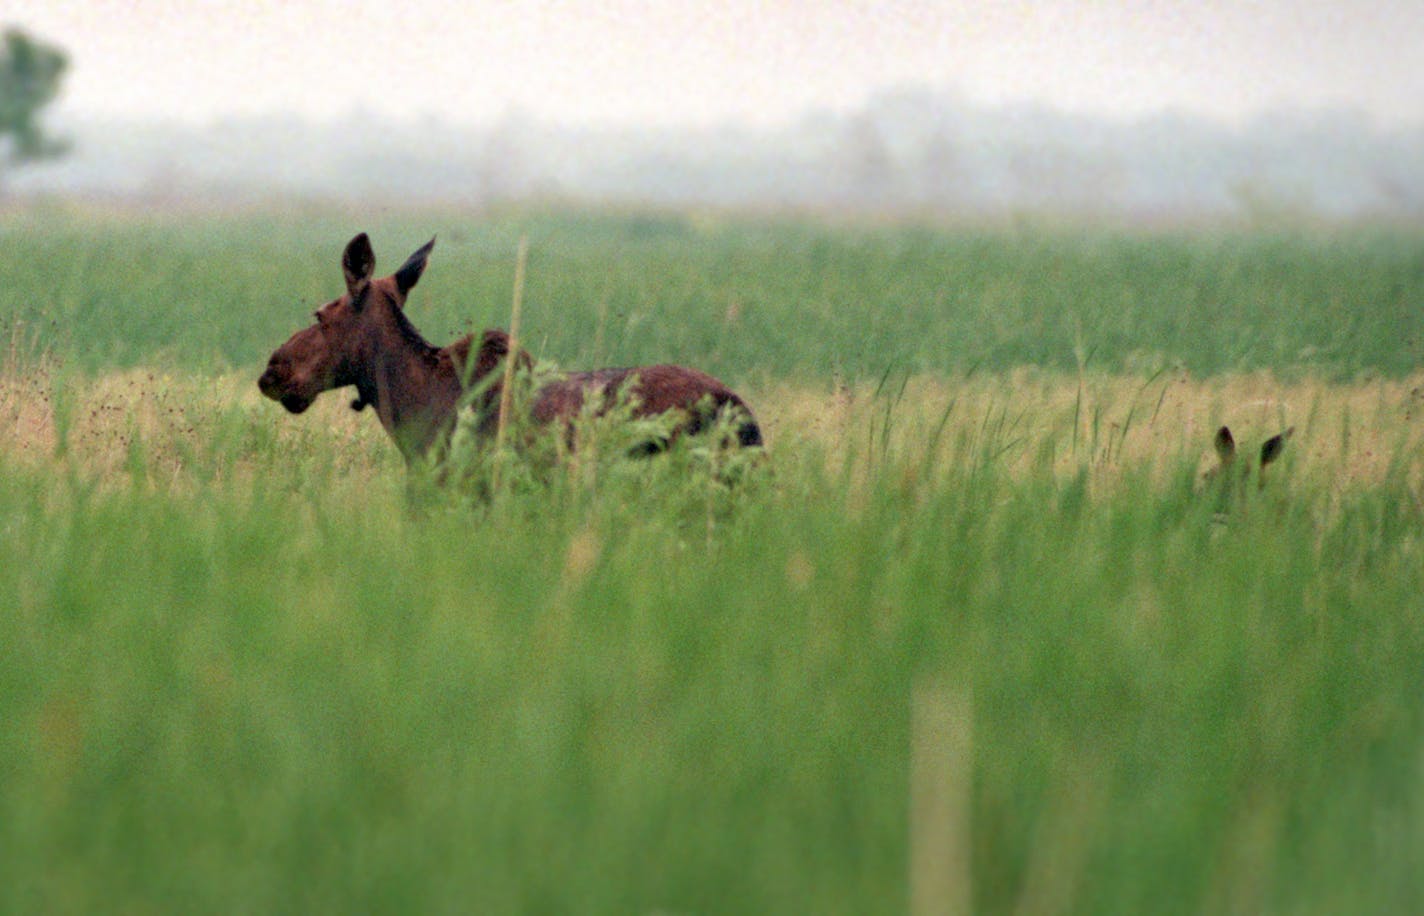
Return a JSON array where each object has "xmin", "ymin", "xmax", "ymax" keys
[{"xmin": 258, "ymin": 233, "xmax": 762, "ymax": 464}]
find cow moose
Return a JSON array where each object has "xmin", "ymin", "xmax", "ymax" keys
[{"xmin": 258, "ymin": 233, "xmax": 762, "ymax": 464}]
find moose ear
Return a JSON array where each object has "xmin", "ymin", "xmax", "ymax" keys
[
  {"xmin": 394, "ymin": 236, "xmax": 436, "ymax": 298},
  {"xmin": 1213, "ymin": 426, "xmax": 1236, "ymax": 463},
  {"xmin": 342, "ymin": 233, "xmax": 376, "ymax": 299}
]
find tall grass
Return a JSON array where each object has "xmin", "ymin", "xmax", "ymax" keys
[
  {"xmin": 1, "ymin": 364, "xmax": 1422, "ymax": 913},
  {"xmin": 1, "ymin": 209, "xmax": 1422, "ymax": 912}
]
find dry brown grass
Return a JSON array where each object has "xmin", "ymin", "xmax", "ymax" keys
[
  {"xmin": 5, "ymin": 363, "xmax": 1422, "ymax": 494},
  {"xmin": 0, "ymin": 362, "xmax": 395, "ymax": 490},
  {"xmin": 755, "ymin": 368, "xmax": 1424, "ymax": 491}
]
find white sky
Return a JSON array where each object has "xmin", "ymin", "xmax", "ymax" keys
[{"xmin": 9, "ymin": 0, "xmax": 1423, "ymax": 127}]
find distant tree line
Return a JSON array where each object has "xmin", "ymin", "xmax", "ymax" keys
[{"xmin": 7, "ymin": 55, "xmax": 1421, "ymax": 221}]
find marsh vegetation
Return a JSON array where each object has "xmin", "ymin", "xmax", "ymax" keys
[{"xmin": 2, "ymin": 209, "xmax": 1422, "ymax": 913}]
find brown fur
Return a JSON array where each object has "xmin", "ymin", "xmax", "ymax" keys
[{"xmin": 258, "ymin": 233, "xmax": 762, "ymax": 464}]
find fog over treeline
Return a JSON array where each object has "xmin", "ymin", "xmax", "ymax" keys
[{"xmin": 10, "ymin": 87, "xmax": 1423, "ymax": 220}]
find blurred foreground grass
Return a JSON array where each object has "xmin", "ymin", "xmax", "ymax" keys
[{"xmin": 1, "ymin": 362, "xmax": 1422, "ymax": 913}]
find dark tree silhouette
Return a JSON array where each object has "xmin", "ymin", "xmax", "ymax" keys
[{"xmin": 0, "ymin": 27, "xmax": 70, "ymax": 186}]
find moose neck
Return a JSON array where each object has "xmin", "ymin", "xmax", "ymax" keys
[{"xmin": 353, "ymin": 306, "xmax": 463, "ymax": 462}]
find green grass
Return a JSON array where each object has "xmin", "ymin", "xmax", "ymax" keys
[
  {"xmin": 1, "ymin": 207, "xmax": 1423, "ymax": 913},
  {"xmin": 2, "ymin": 415, "xmax": 1422, "ymax": 913},
  {"xmin": 3, "ymin": 207, "xmax": 1422, "ymax": 382}
]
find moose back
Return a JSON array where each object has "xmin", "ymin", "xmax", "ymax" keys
[{"xmin": 258, "ymin": 233, "xmax": 762, "ymax": 463}]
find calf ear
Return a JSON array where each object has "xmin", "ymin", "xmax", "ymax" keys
[
  {"xmin": 342, "ymin": 233, "xmax": 376, "ymax": 299},
  {"xmin": 394, "ymin": 237, "xmax": 436, "ymax": 299},
  {"xmin": 1214, "ymin": 426, "xmax": 1236, "ymax": 463},
  {"xmin": 1259, "ymin": 427, "xmax": 1293, "ymax": 467}
]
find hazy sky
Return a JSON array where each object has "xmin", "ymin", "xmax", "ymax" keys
[{"xmin": 10, "ymin": 0, "xmax": 1422, "ymax": 127}]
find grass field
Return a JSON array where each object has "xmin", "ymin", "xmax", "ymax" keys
[{"xmin": 2, "ymin": 207, "xmax": 1423, "ymax": 913}]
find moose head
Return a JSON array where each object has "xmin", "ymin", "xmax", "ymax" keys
[{"xmin": 258, "ymin": 232, "xmax": 435, "ymax": 415}]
